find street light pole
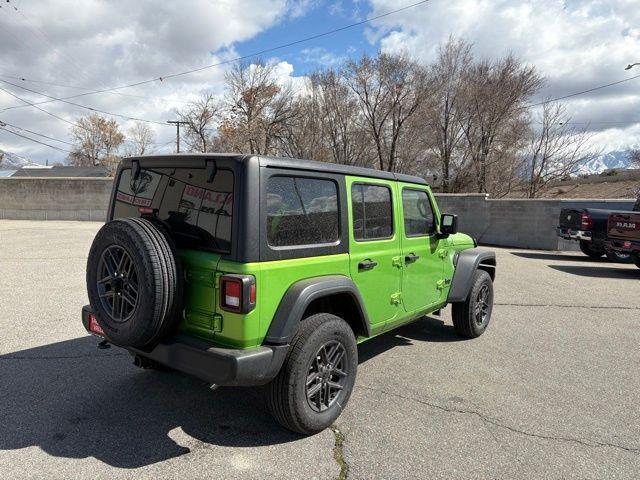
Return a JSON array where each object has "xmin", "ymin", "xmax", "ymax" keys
[
  {"xmin": 167, "ymin": 120, "xmax": 188, "ymax": 153},
  {"xmin": 625, "ymin": 63, "xmax": 640, "ymax": 70}
]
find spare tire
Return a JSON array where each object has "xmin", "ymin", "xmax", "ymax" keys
[{"xmin": 86, "ymin": 217, "xmax": 183, "ymax": 348}]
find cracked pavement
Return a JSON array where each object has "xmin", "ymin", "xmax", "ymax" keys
[{"xmin": 1, "ymin": 220, "xmax": 639, "ymax": 479}]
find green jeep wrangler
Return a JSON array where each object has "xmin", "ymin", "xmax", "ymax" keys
[{"xmin": 82, "ymin": 154, "xmax": 496, "ymax": 434}]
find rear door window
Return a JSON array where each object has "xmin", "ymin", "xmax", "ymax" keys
[
  {"xmin": 113, "ymin": 167, "xmax": 234, "ymax": 252},
  {"xmin": 266, "ymin": 176, "xmax": 339, "ymax": 247},
  {"xmin": 351, "ymin": 183, "xmax": 393, "ymax": 241}
]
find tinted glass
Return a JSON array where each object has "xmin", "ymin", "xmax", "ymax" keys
[
  {"xmin": 266, "ymin": 176, "xmax": 339, "ymax": 247},
  {"xmin": 113, "ymin": 167, "xmax": 234, "ymax": 252},
  {"xmin": 402, "ymin": 189, "xmax": 434, "ymax": 236},
  {"xmin": 352, "ymin": 184, "xmax": 393, "ymax": 240}
]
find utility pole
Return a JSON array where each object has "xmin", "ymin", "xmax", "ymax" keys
[{"xmin": 167, "ymin": 120, "xmax": 188, "ymax": 153}]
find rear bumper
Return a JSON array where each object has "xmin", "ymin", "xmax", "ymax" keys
[
  {"xmin": 556, "ymin": 227, "xmax": 592, "ymax": 241},
  {"xmin": 81, "ymin": 305, "xmax": 288, "ymax": 386},
  {"xmin": 606, "ymin": 239, "xmax": 640, "ymax": 255}
]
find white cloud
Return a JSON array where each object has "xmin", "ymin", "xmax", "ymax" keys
[
  {"xmin": 301, "ymin": 47, "xmax": 346, "ymax": 67},
  {"xmin": 0, "ymin": 0, "xmax": 299, "ymax": 163},
  {"xmin": 367, "ymin": 0, "xmax": 640, "ymax": 151}
]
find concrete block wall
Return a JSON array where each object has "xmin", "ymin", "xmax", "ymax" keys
[
  {"xmin": 435, "ymin": 194, "xmax": 636, "ymax": 250},
  {"xmin": 0, "ymin": 178, "xmax": 636, "ymax": 250},
  {"xmin": 0, "ymin": 178, "xmax": 113, "ymax": 221}
]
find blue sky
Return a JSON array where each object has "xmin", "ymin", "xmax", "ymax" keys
[{"xmin": 233, "ymin": 1, "xmax": 379, "ymax": 75}]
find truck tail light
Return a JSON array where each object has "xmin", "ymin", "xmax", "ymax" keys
[
  {"xmin": 581, "ymin": 213, "xmax": 592, "ymax": 229},
  {"xmin": 220, "ymin": 274, "xmax": 256, "ymax": 313}
]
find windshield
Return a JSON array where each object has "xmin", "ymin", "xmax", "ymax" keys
[{"xmin": 112, "ymin": 166, "xmax": 234, "ymax": 253}]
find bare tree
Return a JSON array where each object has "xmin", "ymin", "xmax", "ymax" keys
[
  {"xmin": 422, "ymin": 37, "xmax": 472, "ymax": 191},
  {"xmin": 68, "ymin": 113, "xmax": 124, "ymax": 173},
  {"xmin": 458, "ymin": 55, "xmax": 543, "ymax": 193},
  {"xmin": 218, "ymin": 61, "xmax": 298, "ymax": 155},
  {"xmin": 310, "ymin": 69, "xmax": 370, "ymax": 166},
  {"xmin": 524, "ymin": 102, "xmax": 599, "ymax": 198},
  {"xmin": 178, "ymin": 93, "xmax": 220, "ymax": 153},
  {"xmin": 344, "ymin": 53, "xmax": 427, "ymax": 172},
  {"xmin": 124, "ymin": 122, "xmax": 155, "ymax": 156}
]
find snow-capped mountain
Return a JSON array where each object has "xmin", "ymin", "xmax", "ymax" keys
[
  {"xmin": 0, "ymin": 149, "xmax": 39, "ymax": 169},
  {"xmin": 576, "ymin": 150, "xmax": 633, "ymax": 175}
]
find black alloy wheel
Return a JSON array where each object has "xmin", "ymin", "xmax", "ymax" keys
[
  {"xmin": 97, "ymin": 245, "xmax": 139, "ymax": 322},
  {"xmin": 473, "ymin": 283, "xmax": 491, "ymax": 326},
  {"xmin": 305, "ymin": 340, "xmax": 348, "ymax": 413}
]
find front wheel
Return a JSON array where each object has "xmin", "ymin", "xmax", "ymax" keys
[
  {"xmin": 452, "ymin": 270, "xmax": 494, "ymax": 339},
  {"xmin": 266, "ymin": 313, "xmax": 357, "ymax": 435}
]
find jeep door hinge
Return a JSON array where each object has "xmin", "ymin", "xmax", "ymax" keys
[
  {"xmin": 390, "ymin": 292, "xmax": 402, "ymax": 305},
  {"xmin": 436, "ymin": 279, "xmax": 451, "ymax": 290},
  {"xmin": 212, "ymin": 313, "xmax": 223, "ymax": 332},
  {"xmin": 391, "ymin": 256, "xmax": 403, "ymax": 268},
  {"xmin": 438, "ymin": 250, "xmax": 449, "ymax": 259}
]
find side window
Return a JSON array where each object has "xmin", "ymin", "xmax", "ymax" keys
[
  {"xmin": 352, "ymin": 183, "xmax": 393, "ymax": 241},
  {"xmin": 402, "ymin": 188, "xmax": 435, "ymax": 237},
  {"xmin": 266, "ymin": 176, "xmax": 339, "ymax": 247}
]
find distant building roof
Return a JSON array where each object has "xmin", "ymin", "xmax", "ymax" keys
[
  {"xmin": 12, "ymin": 166, "xmax": 110, "ymax": 177},
  {"xmin": 0, "ymin": 170, "xmax": 16, "ymax": 178}
]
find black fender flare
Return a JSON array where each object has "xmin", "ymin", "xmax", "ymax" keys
[
  {"xmin": 447, "ymin": 248, "xmax": 496, "ymax": 303},
  {"xmin": 264, "ymin": 275, "xmax": 371, "ymax": 344}
]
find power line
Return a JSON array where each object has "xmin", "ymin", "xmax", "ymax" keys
[
  {"xmin": 0, "ymin": 74, "xmax": 193, "ymax": 105},
  {"xmin": 0, "ymin": 84, "xmax": 76, "ymax": 127},
  {"xmin": 0, "ymin": 120, "xmax": 74, "ymax": 145},
  {"xmin": 527, "ymin": 73, "xmax": 640, "ymax": 108},
  {"xmin": 1, "ymin": 0, "xmax": 433, "ymax": 110},
  {"xmin": 0, "ymin": 87, "xmax": 168, "ymax": 146},
  {"xmin": 0, "ymin": 79, "xmax": 168, "ymax": 125},
  {"xmin": 0, "ymin": 126, "xmax": 72, "ymax": 154}
]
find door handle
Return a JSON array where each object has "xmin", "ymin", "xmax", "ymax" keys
[
  {"xmin": 405, "ymin": 253, "xmax": 420, "ymax": 264},
  {"xmin": 358, "ymin": 259, "xmax": 378, "ymax": 271}
]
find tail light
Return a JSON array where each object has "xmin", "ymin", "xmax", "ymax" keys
[
  {"xmin": 220, "ymin": 274, "xmax": 256, "ymax": 313},
  {"xmin": 580, "ymin": 213, "xmax": 592, "ymax": 229}
]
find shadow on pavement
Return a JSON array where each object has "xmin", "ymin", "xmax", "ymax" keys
[
  {"xmin": 0, "ymin": 315, "xmax": 460, "ymax": 468},
  {"xmin": 510, "ymin": 251, "xmax": 607, "ymax": 263},
  {"xmin": 359, "ymin": 315, "xmax": 462, "ymax": 364},
  {"xmin": 548, "ymin": 264, "xmax": 640, "ymax": 279},
  {"xmin": 0, "ymin": 336, "xmax": 299, "ymax": 469}
]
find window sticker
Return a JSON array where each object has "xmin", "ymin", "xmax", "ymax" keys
[{"xmin": 116, "ymin": 169, "xmax": 161, "ymax": 207}]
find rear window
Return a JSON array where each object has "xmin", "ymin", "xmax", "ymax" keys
[
  {"xmin": 266, "ymin": 176, "xmax": 339, "ymax": 247},
  {"xmin": 113, "ymin": 167, "xmax": 234, "ymax": 253}
]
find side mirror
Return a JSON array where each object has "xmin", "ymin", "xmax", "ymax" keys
[{"xmin": 439, "ymin": 213, "xmax": 458, "ymax": 237}]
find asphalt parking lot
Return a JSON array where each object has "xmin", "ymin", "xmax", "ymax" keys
[{"xmin": 1, "ymin": 220, "xmax": 639, "ymax": 479}]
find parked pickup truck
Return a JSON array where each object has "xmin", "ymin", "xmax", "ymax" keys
[
  {"xmin": 606, "ymin": 211, "xmax": 640, "ymax": 268},
  {"xmin": 557, "ymin": 206, "xmax": 638, "ymax": 262}
]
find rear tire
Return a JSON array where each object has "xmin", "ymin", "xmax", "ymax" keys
[
  {"xmin": 605, "ymin": 250, "xmax": 632, "ymax": 263},
  {"xmin": 266, "ymin": 313, "xmax": 357, "ymax": 435},
  {"xmin": 452, "ymin": 270, "xmax": 493, "ymax": 339},
  {"xmin": 579, "ymin": 240, "xmax": 604, "ymax": 258}
]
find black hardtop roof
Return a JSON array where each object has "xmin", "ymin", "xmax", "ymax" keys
[{"xmin": 124, "ymin": 153, "xmax": 428, "ymax": 186}]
